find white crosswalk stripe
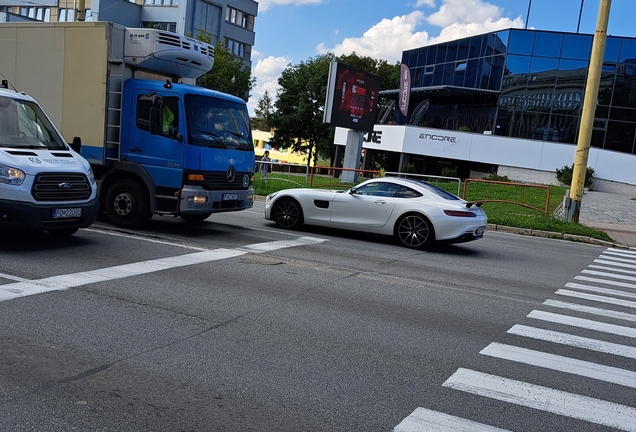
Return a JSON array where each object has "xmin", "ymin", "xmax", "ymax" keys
[
  {"xmin": 395, "ymin": 246, "xmax": 636, "ymax": 431},
  {"xmin": 0, "ymin": 236, "xmax": 326, "ymax": 303}
]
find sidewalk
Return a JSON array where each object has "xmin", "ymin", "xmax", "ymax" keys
[{"xmin": 577, "ymin": 190, "xmax": 636, "ymax": 249}]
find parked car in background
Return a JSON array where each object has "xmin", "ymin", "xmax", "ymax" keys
[{"xmin": 264, "ymin": 177, "xmax": 487, "ymax": 249}]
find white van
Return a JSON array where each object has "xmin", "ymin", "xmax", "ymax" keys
[{"xmin": 0, "ymin": 84, "xmax": 99, "ymax": 236}]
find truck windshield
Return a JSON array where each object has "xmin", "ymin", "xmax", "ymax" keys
[
  {"xmin": 185, "ymin": 95, "xmax": 253, "ymax": 150},
  {"xmin": 0, "ymin": 96, "xmax": 67, "ymax": 150}
]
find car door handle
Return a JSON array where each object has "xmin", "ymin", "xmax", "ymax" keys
[
  {"xmin": 129, "ymin": 147, "xmax": 142, "ymax": 153},
  {"xmin": 374, "ymin": 200, "xmax": 386, "ymax": 204}
]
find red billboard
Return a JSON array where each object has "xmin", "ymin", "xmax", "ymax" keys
[{"xmin": 323, "ymin": 62, "xmax": 380, "ymax": 132}]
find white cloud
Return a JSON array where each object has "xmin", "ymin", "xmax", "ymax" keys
[
  {"xmin": 317, "ymin": 0, "xmax": 523, "ymax": 63},
  {"xmin": 248, "ymin": 55, "xmax": 291, "ymax": 116},
  {"xmin": 317, "ymin": 12, "xmax": 430, "ymax": 63},
  {"xmin": 258, "ymin": 0, "xmax": 325, "ymax": 12}
]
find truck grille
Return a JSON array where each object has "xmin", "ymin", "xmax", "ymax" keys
[
  {"xmin": 203, "ymin": 172, "xmax": 250, "ymax": 191},
  {"xmin": 32, "ymin": 173, "xmax": 92, "ymax": 202}
]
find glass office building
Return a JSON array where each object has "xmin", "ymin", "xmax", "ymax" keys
[{"xmin": 390, "ymin": 29, "xmax": 636, "ymax": 156}]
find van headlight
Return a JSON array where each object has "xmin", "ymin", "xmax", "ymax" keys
[
  {"xmin": 0, "ymin": 164, "xmax": 25, "ymax": 186},
  {"xmin": 87, "ymin": 167, "xmax": 96, "ymax": 185}
]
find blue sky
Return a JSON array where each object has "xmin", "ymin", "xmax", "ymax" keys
[{"xmin": 247, "ymin": 0, "xmax": 634, "ymax": 115}]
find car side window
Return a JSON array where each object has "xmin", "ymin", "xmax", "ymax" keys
[
  {"xmin": 355, "ymin": 183, "xmax": 382, "ymax": 196},
  {"xmin": 394, "ymin": 186, "xmax": 422, "ymax": 198},
  {"xmin": 355, "ymin": 182, "xmax": 401, "ymax": 197},
  {"xmin": 136, "ymin": 96, "xmax": 179, "ymax": 139}
]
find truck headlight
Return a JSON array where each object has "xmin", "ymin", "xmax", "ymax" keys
[{"xmin": 0, "ymin": 164, "xmax": 25, "ymax": 186}]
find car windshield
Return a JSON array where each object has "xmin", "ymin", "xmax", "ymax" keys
[
  {"xmin": 402, "ymin": 178, "xmax": 461, "ymax": 201},
  {"xmin": 0, "ymin": 96, "xmax": 67, "ymax": 150},
  {"xmin": 185, "ymin": 94, "xmax": 253, "ymax": 150}
]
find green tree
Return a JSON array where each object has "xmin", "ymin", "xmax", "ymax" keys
[
  {"xmin": 195, "ymin": 31, "xmax": 255, "ymax": 101},
  {"xmin": 269, "ymin": 52, "xmax": 400, "ymax": 167},
  {"xmin": 252, "ymin": 90, "xmax": 273, "ymax": 131},
  {"xmin": 268, "ymin": 54, "xmax": 335, "ymax": 167}
]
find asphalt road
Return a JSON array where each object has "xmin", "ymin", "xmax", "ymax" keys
[{"xmin": 1, "ymin": 202, "xmax": 634, "ymax": 431}]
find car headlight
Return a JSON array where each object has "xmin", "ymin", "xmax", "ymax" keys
[
  {"xmin": 87, "ymin": 167, "xmax": 96, "ymax": 185},
  {"xmin": 0, "ymin": 164, "xmax": 26, "ymax": 186}
]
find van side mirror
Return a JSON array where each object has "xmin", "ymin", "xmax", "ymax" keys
[{"xmin": 70, "ymin": 136, "xmax": 82, "ymax": 153}]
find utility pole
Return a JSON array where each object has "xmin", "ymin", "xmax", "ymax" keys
[{"xmin": 567, "ymin": 0, "xmax": 611, "ymax": 222}]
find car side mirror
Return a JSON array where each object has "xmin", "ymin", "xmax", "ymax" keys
[
  {"xmin": 69, "ymin": 136, "xmax": 82, "ymax": 153},
  {"xmin": 349, "ymin": 187, "xmax": 357, "ymax": 194}
]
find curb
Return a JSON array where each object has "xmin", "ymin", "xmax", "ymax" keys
[{"xmin": 486, "ymin": 224, "xmax": 632, "ymax": 250}]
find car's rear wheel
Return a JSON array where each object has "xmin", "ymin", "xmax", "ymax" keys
[
  {"xmin": 395, "ymin": 213, "xmax": 434, "ymax": 249},
  {"xmin": 273, "ymin": 198, "xmax": 303, "ymax": 229}
]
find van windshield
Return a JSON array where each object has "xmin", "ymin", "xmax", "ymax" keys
[
  {"xmin": 0, "ymin": 96, "xmax": 67, "ymax": 150},
  {"xmin": 185, "ymin": 94, "xmax": 253, "ymax": 150}
]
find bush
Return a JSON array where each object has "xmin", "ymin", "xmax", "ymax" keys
[
  {"xmin": 483, "ymin": 173, "xmax": 510, "ymax": 182},
  {"xmin": 440, "ymin": 166, "xmax": 458, "ymax": 178},
  {"xmin": 555, "ymin": 164, "xmax": 594, "ymax": 188},
  {"xmin": 400, "ymin": 163, "xmax": 416, "ymax": 174}
]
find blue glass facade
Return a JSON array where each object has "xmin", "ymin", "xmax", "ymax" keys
[{"xmin": 398, "ymin": 29, "xmax": 636, "ymax": 155}]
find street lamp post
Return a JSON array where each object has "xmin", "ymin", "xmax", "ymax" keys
[{"xmin": 566, "ymin": 0, "xmax": 612, "ymax": 222}]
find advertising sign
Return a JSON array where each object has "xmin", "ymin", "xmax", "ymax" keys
[
  {"xmin": 399, "ymin": 63, "xmax": 411, "ymax": 117},
  {"xmin": 323, "ymin": 62, "xmax": 380, "ymax": 132}
]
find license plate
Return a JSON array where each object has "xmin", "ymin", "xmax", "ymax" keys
[
  {"xmin": 53, "ymin": 208, "xmax": 82, "ymax": 219},
  {"xmin": 222, "ymin": 193, "xmax": 238, "ymax": 201},
  {"xmin": 476, "ymin": 226, "xmax": 485, "ymax": 235}
]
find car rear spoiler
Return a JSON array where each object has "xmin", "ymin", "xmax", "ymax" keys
[{"xmin": 465, "ymin": 201, "xmax": 484, "ymax": 208}]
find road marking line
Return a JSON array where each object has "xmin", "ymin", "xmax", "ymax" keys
[
  {"xmin": 508, "ymin": 324, "xmax": 636, "ymax": 359},
  {"xmin": 589, "ymin": 264, "xmax": 636, "ymax": 275},
  {"xmin": 544, "ymin": 299, "xmax": 636, "ymax": 322},
  {"xmin": 83, "ymin": 228, "xmax": 209, "ymax": 251},
  {"xmin": 556, "ymin": 289, "xmax": 636, "ymax": 309},
  {"xmin": 0, "ymin": 273, "xmax": 31, "ymax": 282},
  {"xmin": 393, "ymin": 407, "xmax": 511, "ymax": 432},
  {"xmin": 597, "ymin": 254, "xmax": 636, "ymax": 265},
  {"xmin": 528, "ymin": 310, "xmax": 636, "ymax": 338},
  {"xmin": 575, "ymin": 275, "xmax": 636, "ymax": 290},
  {"xmin": 594, "ymin": 259, "xmax": 636, "ymax": 269},
  {"xmin": 0, "ymin": 237, "xmax": 326, "ymax": 303},
  {"xmin": 481, "ymin": 343, "xmax": 636, "ymax": 388},
  {"xmin": 442, "ymin": 368, "xmax": 636, "ymax": 431},
  {"xmin": 582, "ymin": 269, "xmax": 636, "ymax": 282},
  {"xmin": 603, "ymin": 249, "xmax": 636, "ymax": 258},
  {"xmin": 565, "ymin": 282, "xmax": 636, "ymax": 299}
]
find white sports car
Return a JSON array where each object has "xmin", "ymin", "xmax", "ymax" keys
[{"xmin": 264, "ymin": 177, "xmax": 487, "ymax": 249}]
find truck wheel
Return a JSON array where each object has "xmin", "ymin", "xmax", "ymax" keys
[
  {"xmin": 106, "ymin": 179, "xmax": 152, "ymax": 229},
  {"xmin": 180, "ymin": 213, "xmax": 213, "ymax": 223},
  {"xmin": 48, "ymin": 227, "xmax": 79, "ymax": 237}
]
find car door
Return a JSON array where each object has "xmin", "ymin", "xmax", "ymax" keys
[{"xmin": 329, "ymin": 182, "xmax": 396, "ymax": 229}]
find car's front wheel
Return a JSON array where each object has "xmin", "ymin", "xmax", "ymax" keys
[
  {"xmin": 395, "ymin": 213, "xmax": 434, "ymax": 249},
  {"xmin": 272, "ymin": 198, "xmax": 303, "ymax": 229}
]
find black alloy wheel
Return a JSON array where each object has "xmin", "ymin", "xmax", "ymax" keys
[
  {"xmin": 273, "ymin": 198, "xmax": 303, "ymax": 229},
  {"xmin": 395, "ymin": 213, "xmax": 434, "ymax": 249}
]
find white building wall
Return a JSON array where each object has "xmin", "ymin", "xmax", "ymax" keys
[{"xmin": 336, "ymin": 125, "xmax": 636, "ymax": 193}]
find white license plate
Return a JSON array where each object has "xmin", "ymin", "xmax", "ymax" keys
[
  {"xmin": 476, "ymin": 226, "xmax": 485, "ymax": 235},
  {"xmin": 53, "ymin": 208, "xmax": 82, "ymax": 219},
  {"xmin": 222, "ymin": 193, "xmax": 238, "ymax": 201}
]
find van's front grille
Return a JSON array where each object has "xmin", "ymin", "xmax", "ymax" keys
[{"xmin": 31, "ymin": 173, "xmax": 92, "ymax": 201}]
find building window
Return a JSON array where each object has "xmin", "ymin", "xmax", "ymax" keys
[
  {"xmin": 225, "ymin": 6, "xmax": 254, "ymax": 31},
  {"xmin": 225, "ymin": 38, "xmax": 251, "ymax": 60},
  {"xmin": 144, "ymin": 0, "xmax": 178, "ymax": 6},
  {"xmin": 143, "ymin": 22, "xmax": 177, "ymax": 32}
]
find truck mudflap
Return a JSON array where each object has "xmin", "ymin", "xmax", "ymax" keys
[
  {"xmin": 178, "ymin": 185, "xmax": 254, "ymax": 214},
  {"xmin": 0, "ymin": 197, "xmax": 100, "ymax": 234}
]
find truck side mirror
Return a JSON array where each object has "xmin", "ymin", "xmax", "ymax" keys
[
  {"xmin": 149, "ymin": 107, "xmax": 160, "ymax": 136},
  {"xmin": 70, "ymin": 136, "xmax": 82, "ymax": 153}
]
